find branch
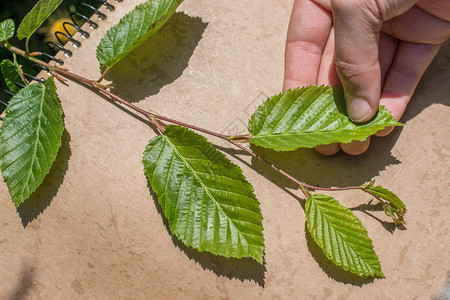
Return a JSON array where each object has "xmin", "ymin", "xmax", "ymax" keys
[{"xmin": 2, "ymin": 43, "xmax": 377, "ymax": 198}]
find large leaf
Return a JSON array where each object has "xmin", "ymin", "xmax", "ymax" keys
[
  {"xmin": 17, "ymin": 0, "xmax": 63, "ymax": 40},
  {"xmin": 248, "ymin": 85, "xmax": 402, "ymax": 151},
  {"xmin": 305, "ymin": 194, "xmax": 384, "ymax": 277},
  {"xmin": 0, "ymin": 77, "xmax": 64, "ymax": 207},
  {"xmin": 0, "ymin": 59, "xmax": 27, "ymax": 94},
  {"xmin": 0, "ymin": 19, "xmax": 15, "ymax": 42},
  {"xmin": 142, "ymin": 125, "xmax": 265, "ymax": 263},
  {"xmin": 96, "ymin": 0, "xmax": 183, "ymax": 71}
]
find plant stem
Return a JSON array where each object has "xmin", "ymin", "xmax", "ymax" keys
[{"xmin": 2, "ymin": 42, "xmax": 378, "ymax": 199}]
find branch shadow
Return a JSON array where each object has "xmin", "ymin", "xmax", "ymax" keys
[
  {"xmin": 106, "ymin": 12, "xmax": 208, "ymax": 102},
  {"xmin": 6, "ymin": 263, "xmax": 36, "ymax": 300},
  {"xmin": 248, "ymin": 124, "xmax": 403, "ymax": 190},
  {"xmin": 146, "ymin": 181, "xmax": 266, "ymax": 287},
  {"xmin": 17, "ymin": 130, "xmax": 71, "ymax": 227}
]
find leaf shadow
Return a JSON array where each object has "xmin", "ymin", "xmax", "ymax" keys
[
  {"xmin": 106, "ymin": 12, "xmax": 208, "ymax": 102},
  {"xmin": 17, "ymin": 130, "xmax": 71, "ymax": 227},
  {"xmin": 146, "ymin": 181, "xmax": 267, "ymax": 287},
  {"xmin": 349, "ymin": 202, "xmax": 401, "ymax": 233}
]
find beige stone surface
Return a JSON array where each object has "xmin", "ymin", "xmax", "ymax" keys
[{"xmin": 1, "ymin": 0, "xmax": 449, "ymax": 299}]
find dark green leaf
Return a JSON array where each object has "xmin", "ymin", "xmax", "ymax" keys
[
  {"xmin": 0, "ymin": 19, "xmax": 15, "ymax": 42},
  {"xmin": 0, "ymin": 59, "xmax": 27, "ymax": 94},
  {"xmin": 17, "ymin": 0, "xmax": 63, "ymax": 40},
  {"xmin": 248, "ymin": 85, "xmax": 402, "ymax": 151},
  {"xmin": 142, "ymin": 125, "xmax": 265, "ymax": 263},
  {"xmin": 96, "ymin": 0, "xmax": 183, "ymax": 71},
  {"xmin": 0, "ymin": 77, "xmax": 64, "ymax": 207},
  {"xmin": 305, "ymin": 194, "xmax": 384, "ymax": 277}
]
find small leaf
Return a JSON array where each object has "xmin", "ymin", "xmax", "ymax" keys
[
  {"xmin": 0, "ymin": 77, "xmax": 64, "ymax": 207},
  {"xmin": 142, "ymin": 125, "xmax": 265, "ymax": 263},
  {"xmin": 364, "ymin": 184, "xmax": 406, "ymax": 211},
  {"xmin": 248, "ymin": 85, "xmax": 402, "ymax": 151},
  {"xmin": 0, "ymin": 59, "xmax": 27, "ymax": 94},
  {"xmin": 305, "ymin": 194, "xmax": 384, "ymax": 277},
  {"xmin": 17, "ymin": 0, "xmax": 63, "ymax": 40},
  {"xmin": 96, "ymin": 0, "xmax": 183, "ymax": 71},
  {"xmin": 0, "ymin": 19, "xmax": 15, "ymax": 42}
]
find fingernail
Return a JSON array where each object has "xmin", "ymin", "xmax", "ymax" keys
[{"xmin": 347, "ymin": 97, "xmax": 372, "ymax": 122}]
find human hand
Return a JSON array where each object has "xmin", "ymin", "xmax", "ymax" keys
[{"xmin": 283, "ymin": 0, "xmax": 450, "ymax": 155}]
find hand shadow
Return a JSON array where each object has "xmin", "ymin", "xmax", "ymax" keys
[
  {"xmin": 106, "ymin": 12, "xmax": 208, "ymax": 102},
  {"xmin": 402, "ymin": 40, "xmax": 450, "ymax": 122},
  {"xmin": 17, "ymin": 130, "xmax": 71, "ymax": 227},
  {"xmin": 146, "ymin": 181, "xmax": 266, "ymax": 287}
]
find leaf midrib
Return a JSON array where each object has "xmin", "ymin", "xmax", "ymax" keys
[
  {"xmin": 163, "ymin": 135, "xmax": 256, "ymax": 248},
  {"xmin": 252, "ymin": 124, "xmax": 386, "ymax": 139},
  {"xmin": 21, "ymin": 86, "xmax": 46, "ymax": 198}
]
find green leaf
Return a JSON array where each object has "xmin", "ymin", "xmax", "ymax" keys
[
  {"xmin": 305, "ymin": 194, "xmax": 384, "ymax": 277},
  {"xmin": 0, "ymin": 19, "xmax": 15, "ymax": 42},
  {"xmin": 142, "ymin": 125, "xmax": 265, "ymax": 263},
  {"xmin": 17, "ymin": 0, "xmax": 63, "ymax": 40},
  {"xmin": 0, "ymin": 77, "xmax": 64, "ymax": 207},
  {"xmin": 248, "ymin": 85, "xmax": 402, "ymax": 151},
  {"xmin": 0, "ymin": 59, "xmax": 27, "ymax": 94},
  {"xmin": 96, "ymin": 0, "xmax": 183, "ymax": 71},
  {"xmin": 364, "ymin": 184, "xmax": 406, "ymax": 211}
]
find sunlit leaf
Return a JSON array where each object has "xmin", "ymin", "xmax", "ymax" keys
[
  {"xmin": 364, "ymin": 184, "xmax": 406, "ymax": 211},
  {"xmin": 17, "ymin": 0, "xmax": 63, "ymax": 41},
  {"xmin": 248, "ymin": 85, "xmax": 402, "ymax": 151},
  {"xmin": 142, "ymin": 125, "xmax": 265, "ymax": 263},
  {"xmin": 0, "ymin": 19, "xmax": 15, "ymax": 42},
  {"xmin": 96, "ymin": 0, "xmax": 183, "ymax": 71},
  {"xmin": 0, "ymin": 77, "xmax": 64, "ymax": 207},
  {"xmin": 305, "ymin": 193, "xmax": 384, "ymax": 277}
]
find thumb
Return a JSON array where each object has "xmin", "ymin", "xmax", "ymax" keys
[{"xmin": 331, "ymin": 0, "xmax": 416, "ymax": 122}]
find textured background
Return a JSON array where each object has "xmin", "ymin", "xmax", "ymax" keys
[{"xmin": 1, "ymin": 0, "xmax": 449, "ymax": 298}]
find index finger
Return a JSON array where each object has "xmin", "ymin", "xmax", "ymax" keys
[{"xmin": 283, "ymin": 0, "xmax": 333, "ymax": 90}]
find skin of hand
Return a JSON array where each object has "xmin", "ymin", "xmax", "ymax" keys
[{"xmin": 283, "ymin": 0, "xmax": 450, "ymax": 155}]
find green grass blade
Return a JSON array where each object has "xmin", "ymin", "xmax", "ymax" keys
[
  {"xmin": 142, "ymin": 125, "xmax": 265, "ymax": 263},
  {"xmin": 96, "ymin": 0, "xmax": 183, "ymax": 71},
  {"xmin": 248, "ymin": 85, "xmax": 402, "ymax": 151},
  {"xmin": 305, "ymin": 194, "xmax": 384, "ymax": 278},
  {"xmin": 0, "ymin": 77, "xmax": 64, "ymax": 207},
  {"xmin": 17, "ymin": 0, "xmax": 63, "ymax": 41}
]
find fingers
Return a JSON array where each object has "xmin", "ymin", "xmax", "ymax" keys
[
  {"xmin": 340, "ymin": 137, "xmax": 371, "ymax": 155},
  {"xmin": 330, "ymin": 0, "xmax": 383, "ymax": 122},
  {"xmin": 330, "ymin": 0, "xmax": 417, "ymax": 123},
  {"xmin": 283, "ymin": 0, "xmax": 332, "ymax": 90},
  {"xmin": 315, "ymin": 30, "xmax": 398, "ymax": 155},
  {"xmin": 315, "ymin": 27, "xmax": 342, "ymax": 156},
  {"xmin": 375, "ymin": 41, "xmax": 441, "ymax": 136},
  {"xmin": 382, "ymin": 5, "xmax": 450, "ymax": 45},
  {"xmin": 316, "ymin": 143, "xmax": 340, "ymax": 156}
]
